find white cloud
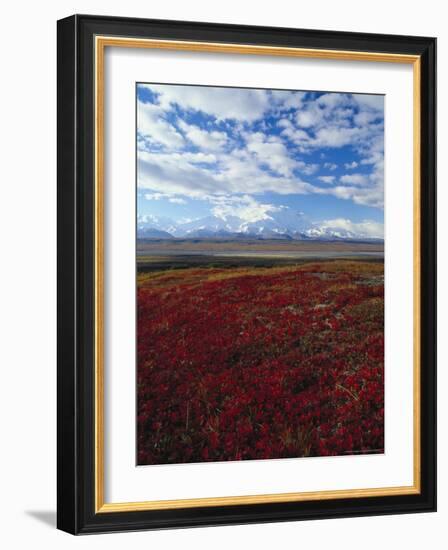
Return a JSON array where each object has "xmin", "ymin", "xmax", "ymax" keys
[
  {"xmin": 344, "ymin": 161, "xmax": 358, "ymax": 169},
  {"xmin": 169, "ymin": 197, "xmax": 187, "ymax": 204},
  {"xmin": 279, "ymin": 119, "xmax": 312, "ymax": 148},
  {"xmin": 141, "ymin": 84, "xmax": 271, "ymax": 121},
  {"xmin": 180, "ymin": 152, "xmax": 217, "ymax": 164},
  {"xmin": 360, "ymin": 149, "xmax": 384, "ymax": 167},
  {"xmin": 144, "ymin": 192, "xmax": 187, "ymax": 204},
  {"xmin": 296, "ymin": 108, "xmax": 322, "ymax": 128},
  {"xmin": 354, "ymin": 111, "xmax": 379, "ymax": 126},
  {"xmin": 328, "ymin": 185, "xmax": 383, "ymax": 208},
  {"xmin": 138, "ymin": 144, "xmax": 322, "ymax": 200},
  {"xmin": 301, "ymin": 163, "xmax": 319, "ymax": 176},
  {"xmin": 144, "ymin": 192, "xmax": 168, "ymax": 201},
  {"xmin": 314, "ymin": 126, "xmax": 363, "ymax": 148},
  {"xmin": 316, "ymin": 93, "xmax": 349, "ymax": 109},
  {"xmin": 138, "ymin": 150, "xmax": 220, "ymax": 198},
  {"xmin": 277, "ymin": 93, "xmax": 384, "ymax": 175},
  {"xmin": 280, "ymin": 92, "xmax": 307, "ymax": 110},
  {"xmin": 324, "ymin": 162, "xmax": 338, "ymax": 171},
  {"xmin": 354, "ymin": 94, "xmax": 384, "ymax": 111},
  {"xmin": 318, "ymin": 175, "xmax": 336, "ymax": 184},
  {"xmin": 340, "ymin": 173, "xmax": 369, "ymax": 186},
  {"xmin": 245, "ymin": 132, "xmax": 298, "ymax": 177},
  {"xmin": 137, "ymin": 100, "xmax": 185, "ymax": 149},
  {"xmin": 217, "ymin": 148, "xmax": 321, "ymax": 196},
  {"xmin": 178, "ymin": 120, "xmax": 228, "ymax": 152},
  {"xmin": 210, "ymin": 195, "xmax": 281, "ymax": 223}
]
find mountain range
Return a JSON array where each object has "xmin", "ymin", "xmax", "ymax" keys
[{"xmin": 137, "ymin": 209, "xmax": 383, "ymax": 242}]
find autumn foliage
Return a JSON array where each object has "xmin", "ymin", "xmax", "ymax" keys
[{"xmin": 137, "ymin": 261, "xmax": 384, "ymax": 465}]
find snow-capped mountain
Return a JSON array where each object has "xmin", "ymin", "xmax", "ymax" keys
[
  {"xmin": 138, "ymin": 227, "xmax": 175, "ymax": 239},
  {"xmin": 304, "ymin": 219, "xmax": 384, "ymax": 241},
  {"xmin": 137, "ymin": 214, "xmax": 178, "ymax": 236},
  {"xmin": 137, "ymin": 209, "xmax": 383, "ymax": 241},
  {"xmin": 171, "ymin": 209, "xmax": 310, "ymax": 237},
  {"xmin": 305, "ymin": 226, "xmax": 363, "ymax": 240}
]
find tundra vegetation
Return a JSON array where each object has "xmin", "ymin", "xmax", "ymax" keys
[{"xmin": 137, "ymin": 259, "xmax": 384, "ymax": 465}]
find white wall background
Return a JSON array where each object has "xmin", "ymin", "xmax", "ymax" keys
[{"xmin": 0, "ymin": 1, "xmax": 444, "ymax": 547}]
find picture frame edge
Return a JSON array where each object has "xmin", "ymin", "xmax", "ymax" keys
[{"xmin": 57, "ymin": 14, "xmax": 437, "ymax": 535}]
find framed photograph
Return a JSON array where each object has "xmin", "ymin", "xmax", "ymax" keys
[{"xmin": 57, "ymin": 14, "xmax": 436, "ymax": 534}]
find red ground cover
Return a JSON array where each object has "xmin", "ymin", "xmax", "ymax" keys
[{"xmin": 137, "ymin": 262, "xmax": 384, "ymax": 464}]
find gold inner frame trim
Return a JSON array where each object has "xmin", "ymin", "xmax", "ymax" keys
[{"xmin": 94, "ymin": 35, "xmax": 421, "ymax": 514}]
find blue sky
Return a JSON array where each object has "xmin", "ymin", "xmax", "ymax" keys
[{"xmin": 137, "ymin": 83, "xmax": 384, "ymax": 238}]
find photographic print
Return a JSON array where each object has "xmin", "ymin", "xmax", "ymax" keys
[
  {"xmin": 136, "ymin": 83, "xmax": 385, "ymax": 466},
  {"xmin": 58, "ymin": 16, "xmax": 436, "ymax": 533}
]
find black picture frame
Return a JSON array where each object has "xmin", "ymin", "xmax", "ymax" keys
[{"xmin": 57, "ymin": 14, "xmax": 436, "ymax": 535}]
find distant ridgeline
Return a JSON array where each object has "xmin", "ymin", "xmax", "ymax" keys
[{"xmin": 137, "ymin": 213, "xmax": 384, "ymax": 243}]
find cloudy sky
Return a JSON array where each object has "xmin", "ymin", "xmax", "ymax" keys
[{"xmin": 137, "ymin": 83, "xmax": 384, "ymax": 238}]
